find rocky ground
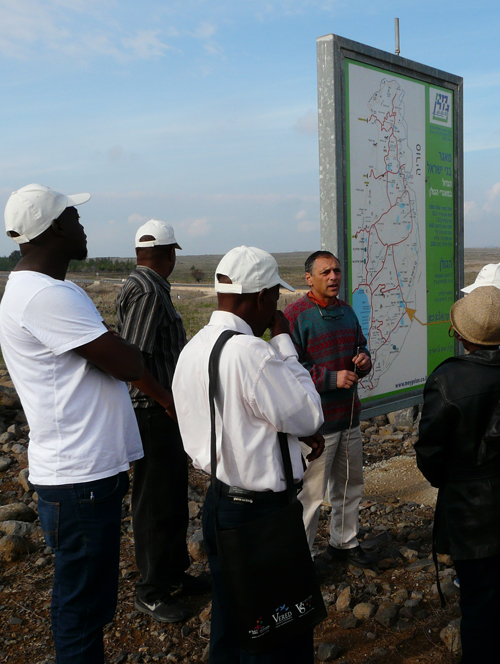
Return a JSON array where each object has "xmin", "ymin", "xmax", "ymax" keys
[{"xmin": 0, "ymin": 377, "xmax": 463, "ymax": 664}]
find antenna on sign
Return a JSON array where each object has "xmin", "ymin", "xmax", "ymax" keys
[{"xmin": 395, "ymin": 18, "xmax": 400, "ymax": 56}]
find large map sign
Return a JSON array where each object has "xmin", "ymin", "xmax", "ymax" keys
[{"xmin": 317, "ymin": 35, "xmax": 463, "ymax": 416}]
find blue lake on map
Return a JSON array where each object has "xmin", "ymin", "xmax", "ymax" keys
[{"xmin": 353, "ymin": 288, "xmax": 371, "ymax": 340}]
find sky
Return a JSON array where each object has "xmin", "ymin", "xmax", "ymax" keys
[{"xmin": 1, "ymin": 0, "xmax": 500, "ymax": 258}]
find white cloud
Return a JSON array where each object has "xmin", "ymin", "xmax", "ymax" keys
[
  {"xmin": 127, "ymin": 213, "xmax": 148, "ymax": 225},
  {"xmin": 184, "ymin": 217, "xmax": 210, "ymax": 237},
  {"xmin": 122, "ymin": 30, "xmax": 171, "ymax": 59},
  {"xmin": 293, "ymin": 110, "xmax": 318, "ymax": 135},
  {"xmin": 297, "ymin": 219, "xmax": 317, "ymax": 233}
]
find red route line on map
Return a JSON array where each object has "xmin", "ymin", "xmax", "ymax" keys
[{"xmin": 353, "ymin": 88, "xmax": 416, "ymax": 371}]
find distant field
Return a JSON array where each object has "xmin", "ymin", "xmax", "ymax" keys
[{"xmin": 0, "ymin": 247, "xmax": 498, "ymax": 349}]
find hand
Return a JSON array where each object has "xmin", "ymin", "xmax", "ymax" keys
[
  {"xmin": 162, "ymin": 392, "xmax": 178, "ymax": 423},
  {"xmin": 269, "ymin": 311, "xmax": 291, "ymax": 339},
  {"xmin": 299, "ymin": 432, "xmax": 325, "ymax": 461},
  {"xmin": 352, "ymin": 352, "xmax": 371, "ymax": 373},
  {"xmin": 337, "ymin": 370, "xmax": 358, "ymax": 389}
]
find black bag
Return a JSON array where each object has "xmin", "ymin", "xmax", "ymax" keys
[{"xmin": 208, "ymin": 329, "xmax": 327, "ymax": 654}]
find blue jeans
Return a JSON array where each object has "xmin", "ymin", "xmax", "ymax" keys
[
  {"xmin": 202, "ymin": 485, "xmax": 314, "ymax": 664},
  {"xmin": 36, "ymin": 472, "xmax": 129, "ymax": 664}
]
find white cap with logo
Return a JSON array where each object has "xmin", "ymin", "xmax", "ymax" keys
[
  {"xmin": 135, "ymin": 219, "xmax": 182, "ymax": 249},
  {"xmin": 4, "ymin": 184, "xmax": 90, "ymax": 244},
  {"xmin": 461, "ymin": 263, "xmax": 500, "ymax": 293},
  {"xmin": 214, "ymin": 246, "xmax": 295, "ymax": 294}
]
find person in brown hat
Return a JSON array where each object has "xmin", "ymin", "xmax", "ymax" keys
[{"xmin": 415, "ymin": 285, "xmax": 500, "ymax": 664}]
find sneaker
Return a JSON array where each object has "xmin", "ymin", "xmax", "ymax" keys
[
  {"xmin": 169, "ymin": 572, "xmax": 212, "ymax": 597},
  {"xmin": 323, "ymin": 544, "xmax": 375, "ymax": 569},
  {"xmin": 135, "ymin": 596, "xmax": 186, "ymax": 623}
]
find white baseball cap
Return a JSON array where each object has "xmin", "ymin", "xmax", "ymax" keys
[
  {"xmin": 135, "ymin": 219, "xmax": 181, "ymax": 249},
  {"xmin": 214, "ymin": 246, "xmax": 295, "ymax": 294},
  {"xmin": 5, "ymin": 184, "xmax": 90, "ymax": 244},
  {"xmin": 461, "ymin": 263, "xmax": 500, "ymax": 293}
]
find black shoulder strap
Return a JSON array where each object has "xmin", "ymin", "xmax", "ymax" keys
[
  {"xmin": 208, "ymin": 330, "xmax": 242, "ymax": 496},
  {"xmin": 208, "ymin": 330, "xmax": 295, "ymax": 504}
]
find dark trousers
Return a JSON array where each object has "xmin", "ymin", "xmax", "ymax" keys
[
  {"xmin": 133, "ymin": 407, "xmax": 190, "ymax": 601},
  {"xmin": 202, "ymin": 485, "xmax": 315, "ymax": 664},
  {"xmin": 454, "ymin": 554, "xmax": 500, "ymax": 663},
  {"xmin": 36, "ymin": 472, "xmax": 129, "ymax": 664}
]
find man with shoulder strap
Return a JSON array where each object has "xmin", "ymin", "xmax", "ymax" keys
[
  {"xmin": 172, "ymin": 246, "xmax": 325, "ymax": 663},
  {"xmin": 0, "ymin": 184, "xmax": 144, "ymax": 664}
]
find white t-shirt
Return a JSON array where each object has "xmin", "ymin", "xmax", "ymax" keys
[
  {"xmin": 0, "ymin": 271, "xmax": 143, "ymax": 485},
  {"xmin": 172, "ymin": 311, "xmax": 324, "ymax": 492}
]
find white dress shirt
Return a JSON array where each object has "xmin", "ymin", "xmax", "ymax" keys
[{"xmin": 172, "ymin": 310, "xmax": 324, "ymax": 492}]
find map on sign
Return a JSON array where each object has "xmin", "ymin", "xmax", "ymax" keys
[{"xmin": 347, "ymin": 63, "xmax": 427, "ymax": 400}]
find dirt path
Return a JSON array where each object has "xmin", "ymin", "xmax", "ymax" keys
[{"xmin": 364, "ymin": 455, "xmax": 437, "ymax": 506}]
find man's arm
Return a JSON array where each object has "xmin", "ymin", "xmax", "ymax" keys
[
  {"xmin": 75, "ymin": 332, "xmax": 144, "ymax": 383},
  {"xmin": 130, "ymin": 369, "xmax": 177, "ymax": 421}
]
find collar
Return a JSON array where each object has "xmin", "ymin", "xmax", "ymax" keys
[
  {"xmin": 209, "ymin": 310, "xmax": 254, "ymax": 336},
  {"xmin": 135, "ymin": 265, "xmax": 171, "ymax": 291},
  {"xmin": 307, "ymin": 291, "xmax": 338, "ymax": 309}
]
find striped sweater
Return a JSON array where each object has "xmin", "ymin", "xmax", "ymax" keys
[{"xmin": 284, "ymin": 295, "xmax": 370, "ymax": 434}]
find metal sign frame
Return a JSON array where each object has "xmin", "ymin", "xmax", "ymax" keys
[{"xmin": 317, "ymin": 34, "xmax": 463, "ymax": 418}]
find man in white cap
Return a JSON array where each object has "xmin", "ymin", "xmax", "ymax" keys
[
  {"xmin": 416, "ymin": 286, "xmax": 500, "ymax": 663},
  {"xmin": 116, "ymin": 219, "xmax": 209, "ymax": 624},
  {"xmin": 172, "ymin": 246, "xmax": 325, "ymax": 663},
  {"xmin": 0, "ymin": 184, "xmax": 145, "ymax": 663},
  {"xmin": 461, "ymin": 262, "xmax": 500, "ymax": 293}
]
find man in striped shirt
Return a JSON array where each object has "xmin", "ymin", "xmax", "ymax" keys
[{"xmin": 117, "ymin": 219, "xmax": 209, "ymax": 623}]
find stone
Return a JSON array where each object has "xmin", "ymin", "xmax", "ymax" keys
[
  {"xmin": 0, "ymin": 432, "xmax": 14, "ymax": 445},
  {"xmin": 11, "ymin": 443, "xmax": 27, "ymax": 456},
  {"xmin": 200, "ymin": 621, "xmax": 211, "ymax": 638},
  {"xmin": 375, "ymin": 602, "xmax": 399, "ymax": 628},
  {"xmin": 440, "ymin": 618, "xmax": 462, "ymax": 655},
  {"xmin": 392, "ymin": 588, "xmax": 408, "ymax": 604},
  {"xmin": 0, "ymin": 382, "xmax": 21, "ymax": 409},
  {"xmin": 400, "ymin": 547, "xmax": 419, "ymax": 563},
  {"xmin": 437, "ymin": 553, "xmax": 453, "ymax": 566},
  {"xmin": 388, "ymin": 407, "xmax": 416, "ymax": 428},
  {"xmin": 7, "ymin": 424, "xmax": 23, "ymax": 438},
  {"xmin": 372, "ymin": 415, "xmax": 388, "ymax": 426},
  {"xmin": 0, "ymin": 457, "xmax": 13, "ymax": 472},
  {"xmin": 0, "ymin": 534, "xmax": 37, "ymax": 561},
  {"xmin": 18, "ymin": 468, "xmax": 32, "ymax": 492},
  {"xmin": 188, "ymin": 529, "xmax": 206, "ymax": 562},
  {"xmin": 201, "ymin": 644, "xmax": 210, "ymax": 662},
  {"xmin": 432, "ymin": 579, "xmax": 460, "ymax": 600},
  {"xmin": 0, "ymin": 503, "xmax": 37, "ymax": 523},
  {"xmin": 188, "ymin": 501, "xmax": 200, "ymax": 519},
  {"xmin": 317, "ymin": 642, "xmax": 342, "ymax": 661},
  {"xmin": 0, "ymin": 520, "xmax": 35, "ymax": 537},
  {"xmin": 407, "ymin": 559, "xmax": 434, "ymax": 573},
  {"xmin": 199, "ymin": 603, "xmax": 212, "ymax": 623},
  {"xmin": 393, "ymin": 619, "xmax": 413, "ymax": 632},
  {"xmin": 335, "ymin": 586, "xmax": 352, "ymax": 612},
  {"xmin": 338, "ymin": 614, "xmax": 359, "ymax": 629},
  {"xmin": 353, "ymin": 602, "xmax": 376, "ymax": 621}
]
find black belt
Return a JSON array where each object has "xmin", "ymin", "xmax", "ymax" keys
[{"xmin": 219, "ymin": 481, "xmax": 302, "ymax": 504}]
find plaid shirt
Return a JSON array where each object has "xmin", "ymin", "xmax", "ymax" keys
[{"xmin": 116, "ymin": 265, "xmax": 187, "ymax": 408}]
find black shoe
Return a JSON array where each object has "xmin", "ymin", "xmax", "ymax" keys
[
  {"xmin": 323, "ymin": 544, "xmax": 375, "ymax": 569},
  {"xmin": 135, "ymin": 596, "xmax": 186, "ymax": 623},
  {"xmin": 169, "ymin": 572, "xmax": 212, "ymax": 597}
]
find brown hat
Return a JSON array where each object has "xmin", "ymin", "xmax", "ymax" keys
[{"xmin": 450, "ymin": 286, "xmax": 500, "ymax": 345}]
